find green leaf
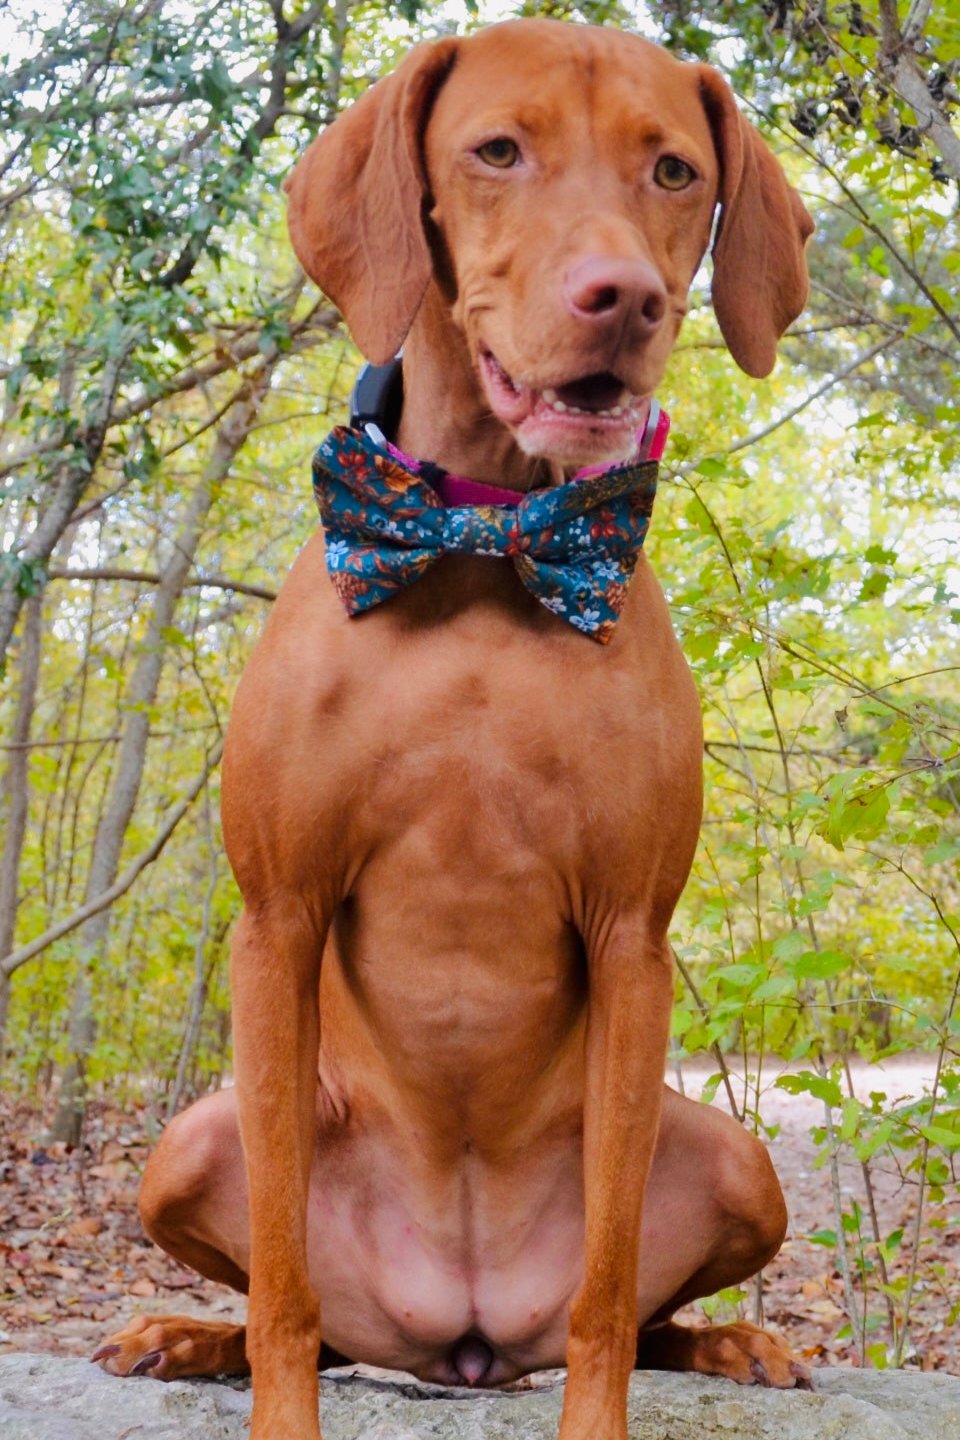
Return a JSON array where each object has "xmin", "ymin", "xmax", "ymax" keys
[
  {"xmin": 693, "ymin": 456, "xmax": 727, "ymax": 478},
  {"xmin": 751, "ymin": 975, "xmax": 796, "ymax": 1002},
  {"xmin": 685, "ymin": 630, "xmax": 719, "ymax": 662},
  {"xmin": 866, "ymin": 1343, "xmax": 889, "ymax": 1369},
  {"xmin": 924, "ymin": 839, "xmax": 960, "ymax": 866},
  {"xmin": 200, "ymin": 56, "xmax": 233, "ymax": 107},
  {"xmin": 789, "ymin": 949, "xmax": 852, "ymax": 981},
  {"xmin": 713, "ymin": 962, "xmax": 766, "ymax": 989},
  {"xmin": 772, "ymin": 931, "xmax": 807, "ymax": 963},
  {"xmin": 858, "ymin": 570, "xmax": 890, "ymax": 602},
  {"xmin": 864, "ymin": 544, "xmax": 896, "ymax": 564},
  {"xmin": 920, "ymin": 1125, "xmax": 960, "ymax": 1151},
  {"xmin": 840, "ymin": 1096, "xmax": 860, "ymax": 1141},
  {"xmin": 880, "ymin": 1229, "xmax": 904, "ymax": 1259},
  {"xmin": 775, "ymin": 1071, "xmax": 842, "ymax": 1107},
  {"xmin": 824, "ymin": 786, "xmax": 890, "ymax": 851}
]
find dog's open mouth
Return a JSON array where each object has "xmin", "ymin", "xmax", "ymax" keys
[{"xmin": 478, "ymin": 347, "xmax": 648, "ymax": 463}]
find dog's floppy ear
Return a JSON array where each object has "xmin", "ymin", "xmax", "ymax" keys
[
  {"xmin": 696, "ymin": 67, "xmax": 814, "ymax": 378},
  {"xmin": 284, "ymin": 39, "xmax": 459, "ymax": 364}
]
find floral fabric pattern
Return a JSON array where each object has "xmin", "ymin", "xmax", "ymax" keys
[{"xmin": 311, "ymin": 425, "xmax": 661, "ymax": 645}]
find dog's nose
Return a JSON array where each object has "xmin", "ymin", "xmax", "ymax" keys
[{"xmin": 563, "ymin": 255, "xmax": 667, "ymax": 335}]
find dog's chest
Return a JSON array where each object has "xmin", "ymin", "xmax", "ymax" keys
[{"xmin": 350, "ymin": 618, "xmax": 663, "ymax": 867}]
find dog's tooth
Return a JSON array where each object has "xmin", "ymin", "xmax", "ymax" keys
[
  {"xmin": 609, "ymin": 405, "xmax": 623, "ymax": 417},
  {"xmin": 543, "ymin": 388, "xmax": 558, "ymax": 403},
  {"xmin": 552, "ymin": 399, "xmax": 569, "ymax": 413}
]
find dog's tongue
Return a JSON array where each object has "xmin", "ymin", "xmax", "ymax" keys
[{"xmin": 554, "ymin": 371, "xmax": 624, "ymax": 413}]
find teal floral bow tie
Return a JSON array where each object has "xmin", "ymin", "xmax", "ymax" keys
[{"xmin": 311, "ymin": 423, "xmax": 663, "ymax": 645}]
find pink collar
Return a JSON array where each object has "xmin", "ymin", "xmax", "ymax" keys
[{"xmin": 384, "ymin": 402, "xmax": 670, "ymax": 509}]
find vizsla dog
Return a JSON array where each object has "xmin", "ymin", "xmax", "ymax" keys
[{"xmin": 95, "ymin": 19, "xmax": 814, "ymax": 1440}]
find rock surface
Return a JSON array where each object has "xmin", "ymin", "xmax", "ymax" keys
[{"xmin": 1, "ymin": 1353, "xmax": 958, "ymax": 1440}]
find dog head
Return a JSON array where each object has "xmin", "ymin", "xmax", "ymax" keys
[{"xmin": 286, "ymin": 20, "xmax": 813, "ymax": 467}]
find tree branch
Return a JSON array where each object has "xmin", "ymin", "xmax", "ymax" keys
[
  {"xmin": 47, "ymin": 566, "xmax": 277, "ymax": 601},
  {"xmin": 877, "ymin": 0, "xmax": 960, "ymax": 178}
]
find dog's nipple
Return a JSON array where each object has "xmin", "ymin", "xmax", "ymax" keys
[{"xmin": 451, "ymin": 1334, "xmax": 494, "ymax": 1386}]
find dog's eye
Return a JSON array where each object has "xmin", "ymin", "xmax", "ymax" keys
[
  {"xmin": 476, "ymin": 138, "xmax": 520, "ymax": 169},
  {"xmin": 654, "ymin": 155, "xmax": 696, "ymax": 190}
]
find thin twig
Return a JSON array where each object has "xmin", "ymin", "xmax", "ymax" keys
[
  {"xmin": 671, "ymin": 946, "xmax": 743, "ymax": 1122},
  {"xmin": 670, "ymin": 335, "xmax": 900, "ymax": 480}
]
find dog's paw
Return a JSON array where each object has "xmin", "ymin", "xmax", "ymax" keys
[
  {"xmin": 637, "ymin": 1319, "xmax": 813, "ymax": 1389},
  {"xmin": 684, "ymin": 1321, "xmax": 813, "ymax": 1389},
  {"xmin": 92, "ymin": 1314, "xmax": 247, "ymax": 1380}
]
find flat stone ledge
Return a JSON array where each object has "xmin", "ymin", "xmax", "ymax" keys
[{"xmin": 1, "ymin": 1352, "xmax": 958, "ymax": 1440}]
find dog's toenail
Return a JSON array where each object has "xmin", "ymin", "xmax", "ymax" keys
[
  {"xmin": 91, "ymin": 1345, "xmax": 120, "ymax": 1363},
  {"xmin": 750, "ymin": 1358, "xmax": 771, "ymax": 1386},
  {"xmin": 130, "ymin": 1350, "xmax": 163, "ymax": 1376}
]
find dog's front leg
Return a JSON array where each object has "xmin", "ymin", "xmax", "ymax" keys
[
  {"xmin": 559, "ymin": 916, "xmax": 674, "ymax": 1440},
  {"xmin": 231, "ymin": 902, "xmax": 326, "ymax": 1440}
]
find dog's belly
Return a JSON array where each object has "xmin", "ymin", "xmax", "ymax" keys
[
  {"xmin": 313, "ymin": 853, "xmax": 590, "ymax": 1381},
  {"xmin": 306, "ymin": 1091, "xmax": 585, "ymax": 1385}
]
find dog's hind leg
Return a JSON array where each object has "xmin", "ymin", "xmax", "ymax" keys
[
  {"xmin": 93, "ymin": 1079, "xmax": 351, "ymax": 1381},
  {"xmin": 633, "ymin": 1088, "xmax": 812, "ymax": 1389},
  {"xmin": 94, "ymin": 1087, "xmax": 253, "ymax": 1380}
]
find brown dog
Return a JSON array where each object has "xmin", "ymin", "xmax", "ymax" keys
[{"xmin": 95, "ymin": 19, "xmax": 813, "ymax": 1440}]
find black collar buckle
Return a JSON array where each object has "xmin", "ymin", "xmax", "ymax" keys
[{"xmin": 349, "ymin": 358, "xmax": 404, "ymax": 442}]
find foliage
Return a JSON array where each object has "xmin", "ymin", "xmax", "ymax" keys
[
  {"xmin": 642, "ymin": 0, "xmax": 960, "ymax": 1365},
  {"xmin": 0, "ymin": 0, "xmax": 958, "ymax": 1372}
]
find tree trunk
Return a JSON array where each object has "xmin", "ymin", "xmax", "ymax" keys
[
  {"xmin": 166, "ymin": 789, "xmax": 219, "ymax": 1119},
  {"xmin": 0, "ymin": 594, "xmax": 43, "ymax": 1059},
  {"xmin": 0, "ymin": 345, "xmax": 128, "ymax": 667},
  {"xmin": 50, "ymin": 368, "xmax": 274, "ymax": 1144}
]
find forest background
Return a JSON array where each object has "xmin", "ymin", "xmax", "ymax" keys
[{"xmin": 1, "ymin": 0, "xmax": 958, "ymax": 1380}]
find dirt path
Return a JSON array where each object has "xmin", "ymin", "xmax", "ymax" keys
[{"xmin": 1, "ymin": 1058, "xmax": 955, "ymax": 1375}]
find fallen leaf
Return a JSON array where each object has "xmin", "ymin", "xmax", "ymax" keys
[
  {"xmin": 158, "ymin": 1272, "xmax": 197, "ymax": 1290},
  {"xmin": 88, "ymin": 1162, "xmax": 132, "ymax": 1181},
  {"xmin": 67, "ymin": 1217, "xmax": 102, "ymax": 1239}
]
